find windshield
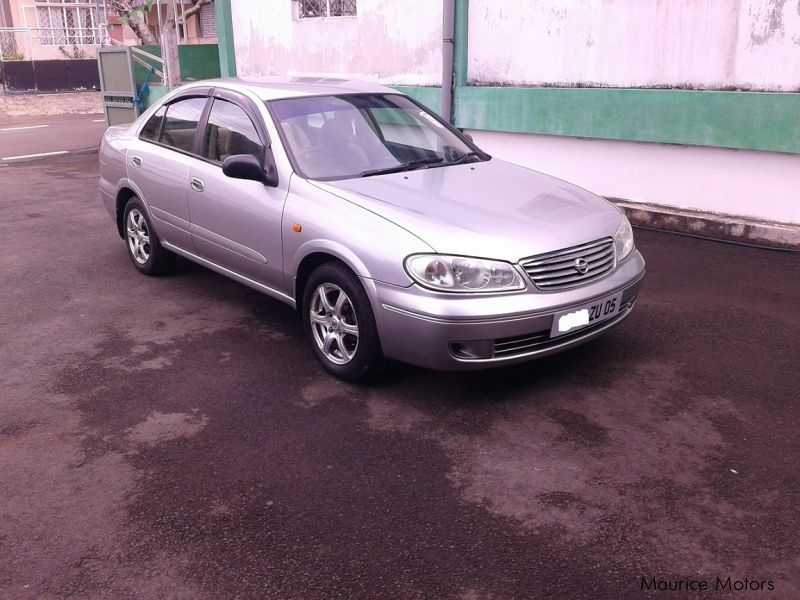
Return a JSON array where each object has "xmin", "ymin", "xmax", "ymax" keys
[{"xmin": 269, "ymin": 94, "xmax": 486, "ymax": 180}]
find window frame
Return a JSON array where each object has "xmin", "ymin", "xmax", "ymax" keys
[
  {"xmin": 199, "ymin": 97, "xmax": 267, "ymax": 166},
  {"xmin": 138, "ymin": 91, "xmax": 212, "ymax": 158},
  {"xmin": 265, "ymin": 92, "xmax": 489, "ymax": 182},
  {"xmin": 298, "ymin": 0, "xmax": 357, "ymax": 19},
  {"xmin": 137, "ymin": 86, "xmax": 279, "ymax": 185},
  {"xmin": 35, "ymin": 0, "xmax": 101, "ymax": 46},
  {"xmin": 139, "ymin": 105, "xmax": 168, "ymax": 143},
  {"xmin": 193, "ymin": 88, "xmax": 275, "ymax": 171}
]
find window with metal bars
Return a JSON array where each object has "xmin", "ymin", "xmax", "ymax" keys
[
  {"xmin": 329, "ymin": 0, "xmax": 357, "ymax": 16},
  {"xmin": 35, "ymin": 0, "xmax": 101, "ymax": 46},
  {"xmin": 299, "ymin": 0, "xmax": 356, "ymax": 18}
]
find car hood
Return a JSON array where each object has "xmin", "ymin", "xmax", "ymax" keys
[{"xmin": 313, "ymin": 158, "xmax": 623, "ymax": 262}]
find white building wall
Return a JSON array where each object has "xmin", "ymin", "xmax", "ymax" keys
[
  {"xmin": 466, "ymin": 0, "xmax": 800, "ymax": 224},
  {"xmin": 229, "ymin": 0, "xmax": 800, "ymax": 225},
  {"xmin": 469, "ymin": 0, "xmax": 800, "ymax": 91},
  {"xmin": 231, "ymin": 0, "xmax": 442, "ymax": 86}
]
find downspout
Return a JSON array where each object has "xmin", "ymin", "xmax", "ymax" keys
[
  {"xmin": 453, "ymin": 1, "xmax": 469, "ymax": 91},
  {"xmin": 442, "ymin": 0, "xmax": 469, "ymax": 125},
  {"xmin": 441, "ymin": 0, "xmax": 455, "ymax": 122}
]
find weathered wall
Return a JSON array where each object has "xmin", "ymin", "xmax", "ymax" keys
[
  {"xmin": 4, "ymin": 0, "xmax": 100, "ymax": 61},
  {"xmin": 228, "ymin": 0, "xmax": 800, "ymax": 225},
  {"xmin": 469, "ymin": 0, "xmax": 800, "ymax": 91},
  {"xmin": 231, "ymin": 0, "xmax": 442, "ymax": 85}
]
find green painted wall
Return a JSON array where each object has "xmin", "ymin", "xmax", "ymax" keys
[
  {"xmin": 453, "ymin": 0, "xmax": 469, "ymax": 90},
  {"xmin": 140, "ymin": 84, "xmax": 171, "ymax": 110},
  {"xmin": 395, "ymin": 85, "xmax": 800, "ymax": 155},
  {"xmin": 215, "ymin": 0, "xmax": 237, "ymax": 77},
  {"xmin": 133, "ymin": 44, "xmax": 220, "ymax": 88},
  {"xmin": 393, "ymin": 86, "xmax": 443, "ymax": 115}
]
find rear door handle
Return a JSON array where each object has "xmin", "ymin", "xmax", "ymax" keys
[
  {"xmin": 190, "ymin": 177, "xmax": 205, "ymax": 192},
  {"xmin": 131, "ymin": 155, "xmax": 142, "ymax": 167}
]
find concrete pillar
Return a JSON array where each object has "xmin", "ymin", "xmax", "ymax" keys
[{"xmin": 215, "ymin": 0, "xmax": 237, "ymax": 77}]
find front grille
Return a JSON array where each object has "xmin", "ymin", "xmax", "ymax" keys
[
  {"xmin": 492, "ymin": 296, "xmax": 636, "ymax": 358},
  {"xmin": 520, "ymin": 238, "xmax": 615, "ymax": 290}
]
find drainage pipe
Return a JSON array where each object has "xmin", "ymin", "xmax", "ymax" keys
[{"xmin": 441, "ymin": 0, "xmax": 455, "ymax": 122}]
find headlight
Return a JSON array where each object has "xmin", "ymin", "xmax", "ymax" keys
[
  {"xmin": 614, "ymin": 216, "xmax": 635, "ymax": 261},
  {"xmin": 405, "ymin": 255, "xmax": 525, "ymax": 292}
]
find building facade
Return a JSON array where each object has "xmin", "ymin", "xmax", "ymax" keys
[
  {"xmin": 227, "ymin": 0, "xmax": 800, "ymax": 226},
  {"xmin": 0, "ymin": 0, "xmax": 217, "ymax": 61}
]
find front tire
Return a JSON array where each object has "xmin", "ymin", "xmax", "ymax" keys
[
  {"xmin": 123, "ymin": 197, "xmax": 174, "ymax": 276},
  {"xmin": 302, "ymin": 262, "xmax": 384, "ymax": 381}
]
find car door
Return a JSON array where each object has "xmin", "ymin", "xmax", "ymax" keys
[
  {"xmin": 188, "ymin": 92, "xmax": 286, "ymax": 290},
  {"xmin": 127, "ymin": 94, "xmax": 209, "ymax": 253}
]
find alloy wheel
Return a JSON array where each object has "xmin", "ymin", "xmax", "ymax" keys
[
  {"xmin": 309, "ymin": 283, "xmax": 360, "ymax": 365},
  {"xmin": 126, "ymin": 208, "xmax": 151, "ymax": 265}
]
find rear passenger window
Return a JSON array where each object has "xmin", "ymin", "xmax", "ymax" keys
[
  {"xmin": 160, "ymin": 97, "xmax": 207, "ymax": 153},
  {"xmin": 140, "ymin": 106, "xmax": 166, "ymax": 141},
  {"xmin": 202, "ymin": 98, "xmax": 265, "ymax": 165}
]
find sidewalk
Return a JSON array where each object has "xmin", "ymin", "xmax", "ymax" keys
[
  {"xmin": 612, "ymin": 200, "xmax": 800, "ymax": 251},
  {"xmin": 0, "ymin": 89, "xmax": 102, "ymax": 123}
]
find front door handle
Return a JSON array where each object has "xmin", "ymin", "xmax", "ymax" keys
[
  {"xmin": 190, "ymin": 177, "xmax": 205, "ymax": 192},
  {"xmin": 131, "ymin": 155, "xmax": 142, "ymax": 167}
]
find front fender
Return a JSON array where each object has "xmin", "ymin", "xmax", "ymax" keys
[
  {"xmin": 289, "ymin": 239, "xmax": 373, "ymax": 282},
  {"xmin": 283, "ymin": 176, "xmax": 434, "ymax": 288}
]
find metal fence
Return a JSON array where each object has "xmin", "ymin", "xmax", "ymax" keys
[
  {"xmin": 0, "ymin": 26, "xmax": 103, "ymax": 92},
  {"xmin": 0, "ymin": 27, "xmax": 103, "ymax": 62}
]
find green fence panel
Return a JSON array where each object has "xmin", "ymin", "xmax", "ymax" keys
[{"xmin": 132, "ymin": 44, "xmax": 220, "ymax": 88}]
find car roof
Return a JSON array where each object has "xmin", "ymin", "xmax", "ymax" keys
[{"xmin": 183, "ymin": 76, "xmax": 400, "ymax": 101}]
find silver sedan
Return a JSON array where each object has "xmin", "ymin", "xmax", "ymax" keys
[{"xmin": 99, "ymin": 77, "xmax": 645, "ymax": 380}]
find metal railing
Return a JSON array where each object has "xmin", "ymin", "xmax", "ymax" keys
[
  {"xmin": 0, "ymin": 27, "xmax": 103, "ymax": 61},
  {"xmin": 130, "ymin": 45, "xmax": 165, "ymax": 83}
]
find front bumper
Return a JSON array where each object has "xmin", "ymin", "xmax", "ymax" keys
[{"xmin": 369, "ymin": 250, "xmax": 646, "ymax": 370}]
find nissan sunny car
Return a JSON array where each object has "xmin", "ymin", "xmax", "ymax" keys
[{"xmin": 99, "ymin": 77, "xmax": 645, "ymax": 380}]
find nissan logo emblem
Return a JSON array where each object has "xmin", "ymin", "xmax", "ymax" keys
[{"xmin": 574, "ymin": 258, "xmax": 589, "ymax": 274}]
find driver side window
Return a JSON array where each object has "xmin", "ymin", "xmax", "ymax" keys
[{"xmin": 202, "ymin": 99, "xmax": 265, "ymax": 165}]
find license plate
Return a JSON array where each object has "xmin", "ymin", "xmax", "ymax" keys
[{"xmin": 550, "ymin": 292, "xmax": 623, "ymax": 338}]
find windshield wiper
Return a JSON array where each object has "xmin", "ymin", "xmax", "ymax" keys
[
  {"xmin": 446, "ymin": 151, "xmax": 484, "ymax": 165},
  {"xmin": 359, "ymin": 157, "xmax": 444, "ymax": 178}
]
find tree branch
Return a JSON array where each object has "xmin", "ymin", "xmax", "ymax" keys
[{"xmin": 179, "ymin": 0, "xmax": 213, "ymax": 25}]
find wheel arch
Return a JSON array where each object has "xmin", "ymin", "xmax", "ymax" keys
[
  {"xmin": 114, "ymin": 187, "xmax": 138, "ymax": 238},
  {"xmin": 113, "ymin": 177, "xmax": 150, "ymax": 238},
  {"xmin": 293, "ymin": 246, "xmax": 370, "ymax": 309}
]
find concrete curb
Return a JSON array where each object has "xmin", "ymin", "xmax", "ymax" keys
[{"xmin": 610, "ymin": 199, "xmax": 800, "ymax": 250}]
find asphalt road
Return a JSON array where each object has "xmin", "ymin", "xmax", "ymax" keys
[
  {"xmin": 1, "ymin": 153, "xmax": 799, "ymax": 599},
  {"xmin": 0, "ymin": 114, "xmax": 106, "ymax": 161}
]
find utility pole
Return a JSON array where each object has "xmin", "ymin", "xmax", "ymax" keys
[{"xmin": 158, "ymin": 0, "xmax": 181, "ymax": 87}]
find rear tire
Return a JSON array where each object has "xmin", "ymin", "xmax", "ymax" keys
[
  {"xmin": 302, "ymin": 262, "xmax": 384, "ymax": 381},
  {"xmin": 123, "ymin": 197, "xmax": 174, "ymax": 276}
]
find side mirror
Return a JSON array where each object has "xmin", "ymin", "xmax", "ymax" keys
[
  {"xmin": 463, "ymin": 133, "xmax": 474, "ymax": 142},
  {"xmin": 222, "ymin": 154, "xmax": 278, "ymax": 187}
]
